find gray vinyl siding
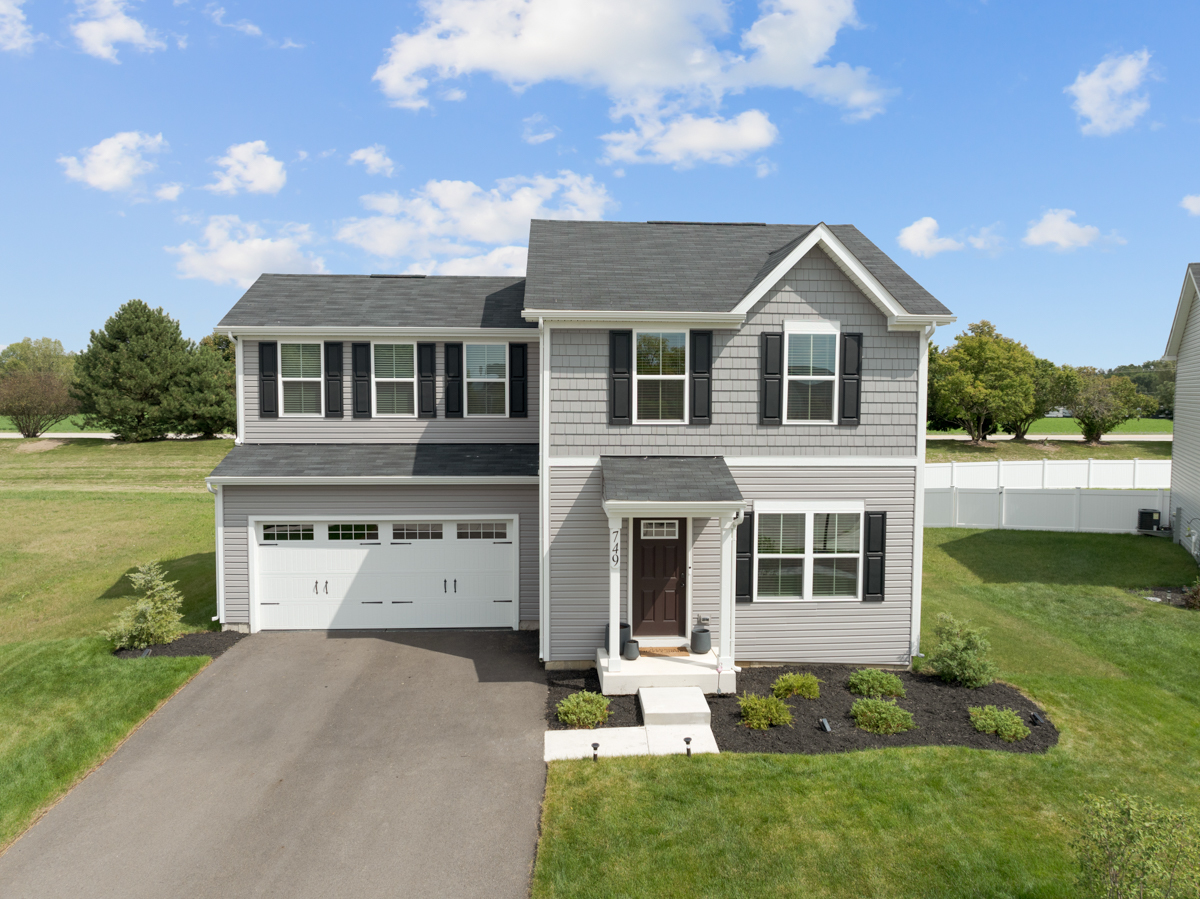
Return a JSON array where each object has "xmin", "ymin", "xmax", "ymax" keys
[
  {"xmin": 241, "ymin": 340, "xmax": 539, "ymax": 443},
  {"xmin": 546, "ymin": 466, "xmax": 609, "ymax": 660},
  {"xmin": 690, "ymin": 517, "xmax": 723, "ymax": 648},
  {"xmin": 1173, "ymin": 292, "xmax": 1200, "ymax": 560},
  {"xmin": 548, "ymin": 247, "xmax": 919, "ymax": 456},
  {"xmin": 221, "ymin": 484, "xmax": 539, "ymax": 625}
]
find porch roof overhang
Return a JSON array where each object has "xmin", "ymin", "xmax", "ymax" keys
[{"xmin": 599, "ymin": 455, "xmax": 746, "ymax": 518}]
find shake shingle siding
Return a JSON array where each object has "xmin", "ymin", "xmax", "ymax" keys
[
  {"xmin": 221, "ymin": 484, "xmax": 539, "ymax": 625},
  {"xmin": 548, "ymin": 248, "xmax": 919, "ymax": 455},
  {"xmin": 242, "ymin": 340, "xmax": 539, "ymax": 443}
]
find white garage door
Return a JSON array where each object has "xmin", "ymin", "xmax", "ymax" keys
[{"xmin": 253, "ymin": 519, "xmax": 517, "ymax": 630}]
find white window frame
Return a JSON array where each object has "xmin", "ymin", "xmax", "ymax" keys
[
  {"xmin": 371, "ymin": 340, "xmax": 418, "ymax": 418},
  {"xmin": 640, "ymin": 520, "xmax": 679, "ymax": 539},
  {"xmin": 752, "ymin": 500, "xmax": 864, "ymax": 602},
  {"xmin": 464, "ymin": 342, "xmax": 509, "ymax": 418},
  {"xmin": 782, "ymin": 320, "xmax": 839, "ymax": 426},
  {"xmin": 632, "ymin": 329, "xmax": 689, "ymax": 425},
  {"xmin": 278, "ymin": 342, "xmax": 324, "ymax": 417}
]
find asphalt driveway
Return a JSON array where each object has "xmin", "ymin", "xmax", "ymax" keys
[{"xmin": 0, "ymin": 630, "xmax": 548, "ymax": 899}]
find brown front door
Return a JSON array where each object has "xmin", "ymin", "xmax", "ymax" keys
[{"xmin": 633, "ymin": 519, "xmax": 686, "ymax": 637}]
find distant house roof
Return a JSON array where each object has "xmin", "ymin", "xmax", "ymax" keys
[
  {"xmin": 1164, "ymin": 263, "xmax": 1200, "ymax": 359},
  {"xmin": 523, "ymin": 220, "xmax": 952, "ymax": 317},
  {"xmin": 207, "ymin": 443, "xmax": 539, "ymax": 482},
  {"xmin": 600, "ymin": 455, "xmax": 744, "ymax": 504},
  {"xmin": 217, "ymin": 274, "xmax": 533, "ymax": 330}
]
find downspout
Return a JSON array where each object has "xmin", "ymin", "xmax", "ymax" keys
[
  {"xmin": 206, "ymin": 481, "xmax": 225, "ymax": 625},
  {"xmin": 911, "ymin": 323, "xmax": 936, "ymax": 660},
  {"xmin": 231, "ymin": 332, "xmax": 244, "ymax": 445},
  {"xmin": 538, "ymin": 318, "xmax": 550, "ymax": 662}
]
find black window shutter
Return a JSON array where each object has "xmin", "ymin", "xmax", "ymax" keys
[
  {"xmin": 258, "ymin": 341, "xmax": 278, "ymax": 418},
  {"xmin": 444, "ymin": 342, "xmax": 463, "ymax": 418},
  {"xmin": 690, "ymin": 330, "xmax": 712, "ymax": 425},
  {"xmin": 760, "ymin": 332, "xmax": 783, "ymax": 424},
  {"xmin": 352, "ymin": 342, "xmax": 371, "ymax": 419},
  {"xmin": 324, "ymin": 342, "xmax": 343, "ymax": 418},
  {"xmin": 840, "ymin": 332, "xmax": 863, "ymax": 426},
  {"xmin": 417, "ymin": 342, "xmax": 437, "ymax": 418},
  {"xmin": 509, "ymin": 343, "xmax": 528, "ymax": 418},
  {"xmin": 609, "ymin": 330, "xmax": 632, "ymax": 425},
  {"xmin": 864, "ymin": 511, "xmax": 886, "ymax": 601},
  {"xmin": 735, "ymin": 511, "xmax": 755, "ymax": 603}
]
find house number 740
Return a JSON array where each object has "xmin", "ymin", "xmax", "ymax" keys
[{"xmin": 610, "ymin": 529, "xmax": 621, "ymax": 568}]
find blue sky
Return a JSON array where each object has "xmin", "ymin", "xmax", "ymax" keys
[{"xmin": 1, "ymin": 0, "xmax": 1197, "ymax": 367}]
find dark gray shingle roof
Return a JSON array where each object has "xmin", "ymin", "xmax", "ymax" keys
[
  {"xmin": 524, "ymin": 220, "xmax": 951, "ymax": 317},
  {"xmin": 601, "ymin": 456, "xmax": 744, "ymax": 504},
  {"xmin": 209, "ymin": 443, "xmax": 539, "ymax": 479},
  {"xmin": 218, "ymin": 275, "xmax": 534, "ymax": 329}
]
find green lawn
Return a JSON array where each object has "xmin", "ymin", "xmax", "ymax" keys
[
  {"xmin": 930, "ymin": 417, "xmax": 1173, "ymax": 437},
  {"xmin": 0, "ymin": 438, "xmax": 231, "ymax": 849},
  {"xmin": 926, "ymin": 438, "xmax": 1173, "ymax": 463},
  {"xmin": 0, "ymin": 415, "xmax": 110, "ymax": 433},
  {"xmin": 532, "ymin": 530, "xmax": 1200, "ymax": 899}
]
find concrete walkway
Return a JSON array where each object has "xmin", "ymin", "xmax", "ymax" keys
[{"xmin": 0, "ymin": 630, "xmax": 548, "ymax": 899}]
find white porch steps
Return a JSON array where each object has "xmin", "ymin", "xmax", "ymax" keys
[
  {"xmin": 595, "ymin": 648, "xmax": 737, "ymax": 695},
  {"xmin": 637, "ymin": 687, "xmax": 711, "ymax": 726},
  {"xmin": 543, "ymin": 686, "xmax": 718, "ymax": 761}
]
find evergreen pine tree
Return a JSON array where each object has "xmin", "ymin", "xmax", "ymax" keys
[{"xmin": 172, "ymin": 340, "xmax": 236, "ymax": 438}]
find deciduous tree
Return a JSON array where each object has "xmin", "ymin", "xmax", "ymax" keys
[
  {"xmin": 1001, "ymin": 357, "xmax": 1081, "ymax": 440},
  {"xmin": 1068, "ymin": 368, "xmax": 1157, "ymax": 444},
  {"xmin": 0, "ymin": 338, "xmax": 78, "ymax": 437}
]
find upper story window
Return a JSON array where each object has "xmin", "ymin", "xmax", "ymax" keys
[
  {"xmin": 635, "ymin": 331, "xmax": 686, "ymax": 422},
  {"xmin": 280, "ymin": 343, "xmax": 322, "ymax": 415},
  {"xmin": 785, "ymin": 323, "xmax": 838, "ymax": 424},
  {"xmin": 465, "ymin": 344, "xmax": 507, "ymax": 416},
  {"xmin": 373, "ymin": 343, "xmax": 416, "ymax": 416}
]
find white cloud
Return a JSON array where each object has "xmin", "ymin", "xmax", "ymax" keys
[
  {"xmin": 348, "ymin": 144, "xmax": 395, "ymax": 176},
  {"xmin": 0, "ymin": 0, "xmax": 38, "ymax": 52},
  {"xmin": 205, "ymin": 140, "xmax": 287, "ymax": 195},
  {"xmin": 897, "ymin": 217, "xmax": 963, "ymax": 259},
  {"xmin": 966, "ymin": 224, "xmax": 1003, "ymax": 252},
  {"xmin": 337, "ymin": 169, "xmax": 614, "ymax": 264},
  {"xmin": 280, "ymin": 38, "xmax": 303, "ymax": 49},
  {"xmin": 155, "ymin": 182, "xmax": 183, "ymax": 201},
  {"xmin": 373, "ymin": 0, "xmax": 889, "ymax": 166},
  {"xmin": 1065, "ymin": 50, "xmax": 1151, "ymax": 136},
  {"xmin": 166, "ymin": 215, "xmax": 326, "ymax": 287},
  {"xmin": 602, "ymin": 108, "xmax": 778, "ymax": 166},
  {"xmin": 411, "ymin": 245, "xmax": 529, "ymax": 276},
  {"xmin": 1181, "ymin": 195, "xmax": 1200, "ymax": 216},
  {"xmin": 72, "ymin": 0, "xmax": 165, "ymax": 62},
  {"xmin": 206, "ymin": 4, "xmax": 261, "ymax": 36},
  {"xmin": 441, "ymin": 88, "xmax": 466, "ymax": 101},
  {"xmin": 522, "ymin": 113, "xmax": 558, "ymax": 145},
  {"xmin": 58, "ymin": 131, "xmax": 165, "ymax": 192},
  {"xmin": 1022, "ymin": 209, "xmax": 1101, "ymax": 250}
]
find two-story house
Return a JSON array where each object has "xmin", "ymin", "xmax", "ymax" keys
[{"xmin": 206, "ymin": 220, "xmax": 955, "ymax": 693}]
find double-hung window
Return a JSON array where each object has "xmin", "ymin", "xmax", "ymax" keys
[
  {"xmin": 280, "ymin": 343, "xmax": 322, "ymax": 415},
  {"xmin": 634, "ymin": 331, "xmax": 686, "ymax": 422},
  {"xmin": 373, "ymin": 343, "xmax": 416, "ymax": 416},
  {"xmin": 753, "ymin": 502, "xmax": 863, "ymax": 600},
  {"xmin": 785, "ymin": 323, "xmax": 838, "ymax": 423},
  {"xmin": 465, "ymin": 344, "xmax": 507, "ymax": 416}
]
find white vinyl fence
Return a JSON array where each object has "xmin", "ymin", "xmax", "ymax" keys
[
  {"xmin": 925, "ymin": 458, "xmax": 1170, "ymax": 491},
  {"xmin": 924, "ymin": 486, "xmax": 1171, "ymax": 533}
]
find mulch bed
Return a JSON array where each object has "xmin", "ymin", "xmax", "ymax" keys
[
  {"xmin": 545, "ymin": 663, "xmax": 1059, "ymax": 755},
  {"xmin": 1129, "ymin": 586, "xmax": 1197, "ymax": 610},
  {"xmin": 113, "ymin": 630, "xmax": 245, "ymax": 659}
]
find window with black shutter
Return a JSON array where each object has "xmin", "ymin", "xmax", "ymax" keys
[
  {"xmin": 258, "ymin": 341, "xmax": 278, "ymax": 418},
  {"xmin": 863, "ymin": 511, "xmax": 886, "ymax": 601},
  {"xmin": 324, "ymin": 342, "xmax": 343, "ymax": 418},
  {"xmin": 735, "ymin": 511, "xmax": 755, "ymax": 603},
  {"xmin": 760, "ymin": 332, "xmax": 782, "ymax": 424},
  {"xmin": 609, "ymin": 330, "xmax": 632, "ymax": 425},
  {"xmin": 444, "ymin": 342, "xmax": 463, "ymax": 418},
  {"xmin": 690, "ymin": 330, "xmax": 712, "ymax": 424},
  {"xmin": 417, "ymin": 342, "xmax": 436, "ymax": 418},
  {"xmin": 509, "ymin": 343, "xmax": 528, "ymax": 418},
  {"xmin": 840, "ymin": 332, "xmax": 862, "ymax": 425},
  {"xmin": 351, "ymin": 342, "xmax": 371, "ymax": 419}
]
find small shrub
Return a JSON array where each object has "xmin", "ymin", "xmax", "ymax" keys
[
  {"xmin": 969, "ymin": 705, "xmax": 1031, "ymax": 743},
  {"xmin": 102, "ymin": 562, "xmax": 185, "ymax": 650},
  {"xmin": 739, "ymin": 693, "xmax": 793, "ymax": 730},
  {"xmin": 556, "ymin": 691, "xmax": 610, "ymax": 728},
  {"xmin": 926, "ymin": 613, "xmax": 999, "ymax": 688},
  {"xmin": 1072, "ymin": 793, "xmax": 1200, "ymax": 899},
  {"xmin": 850, "ymin": 698, "xmax": 915, "ymax": 734},
  {"xmin": 847, "ymin": 668, "xmax": 906, "ymax": 698},
  {"xmin": 771, "ymin": 672, "xmax": 820, "ymax": 700},
  {"xmin": 1182, "ymin": 578, "xmax": 1200, "ymax": 611}
]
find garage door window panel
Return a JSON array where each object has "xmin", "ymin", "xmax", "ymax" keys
[
  {"xmin": 457, "ymin": 522, "xmax": 507, "ymax": 539},
  {"xmin": 465, "ymin": 344, "xmax": 507, "ymax": 416},
  {"xmin": 329, "ymin": 524, "xmax": 379, "ymax": 542},
  {"xmin": 280, "ymin": 343, "xmax": 323, "ymax": 415},
  {"xmin": 393, "ymin": 523, "xmax": 443, "ymax": 541},
  {"xmin": 373, "ymin": 343, "xmax": 416, "ymax": 416},
  {"xmin": 262, "ymin": 524, "xmax": 313, "ymax": 542}
]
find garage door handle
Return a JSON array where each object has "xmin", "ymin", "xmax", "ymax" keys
[
  {"xmin": 454, "ymin": 579, "xmax": 457, "ymax": 593},
  {"xmin": 313, "ymin": 580, "xmax": 318, "ymax": 595},
  {"xmin": 324, "ymin": 581, "xmax": 328, "ymax": 594},
  {"xmin": 444, "ymin": 579, "xmax": 447, "ymax": 593}
]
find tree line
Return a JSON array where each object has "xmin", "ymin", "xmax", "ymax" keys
[
  {"xmin": 0, "ymin": 300, "xmax": 235, "ymax": 440},
  {"xmin": 929, "ymin": 321, "xmax": 1168, "ymax": 444}
]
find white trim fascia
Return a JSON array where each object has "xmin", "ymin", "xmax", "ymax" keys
[
  {"xmin": 233, "ymin": 334, "xmax": 245, "ymax": 445},
  {"xmin": 547, "ymin": 455, "xmax": 922, "ymax": 468},
  {"xmin": 1164, "ymin": 267, "xmax": 1199, "ymax": 360},
  {"xmin": 521, "ymin": 309, "xmax": 745, "ymax": 329},
  {"xmin": 753, "ymin": 499, "xmax": 865, "ymax": 513},
  {"xmin": 228, "ymin": 326, "xmax": 538, "ymax": 340},
  {"xmin": 538, "ymin": 320, "xmax": 551, "ymax": 661},
  {"xmin": 602, "ymin": 499, "xmax": 745, "ymax": 518},
  {"xmin": 547, "ymin": 456, "xmax": 602, "ymax": 467},
  {"xmin": 207, "ymin": 476, "xmax": 539, "ymax": 487}
]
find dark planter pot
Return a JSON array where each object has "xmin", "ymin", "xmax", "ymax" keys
[
  {"xmin": 623, "ymin": 640, "xmax": 640, "ymax": 661},
  {"xmin": 604, "ymin": 622, "xmax": 632, "ymax": 655},
  {"xmin": 690, "ymin": 627, "xmax": 712, "ymax": 655}
]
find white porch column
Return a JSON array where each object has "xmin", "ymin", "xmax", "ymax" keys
[
  {"xmin": 718, "ymin": 512, "xmax": 739, "ymax": 687},
  {"xmin": 607, "ymin": 515, "xmax": 622, "ymax": 673}
]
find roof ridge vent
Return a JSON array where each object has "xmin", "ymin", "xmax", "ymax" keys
[
  {"xmin": 645, "ymin": 221, "xmax": 766, "ymax": 226},
  {"xmin": 369, "ymin": 273, "xmax": 427, "ymax": 278}
]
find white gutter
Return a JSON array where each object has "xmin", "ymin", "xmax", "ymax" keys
[
  {"xmin": 225, "ymin": 326, "xmax": 537, "ymax": 340},
  {"xmin": 911, "ymin": 323, "xmax": 936, "ymax": 659},
  {"xmin": 206, "ymin": 482, "xmax": 225, "ymax": 625},
  {"xmin": 521, "ymin": 309, "xmax": 745, "ymax": 327},
  {"xmin": 231, "ymin": 332, "xmax": 244, "ymax": 445}
]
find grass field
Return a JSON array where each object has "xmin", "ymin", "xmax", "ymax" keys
[
  {"xmin": 930, "ymin": 417, "xmax": 1172, "ymax": 437},
  {"xmin": 926, "ymin": 438, "xmax": 1173, "ymax": 463},
  {"xmin": 0, "ymin": 438, "xmax": 231, "ymax": 849},
  {"xmin": 0, "ymin": 415, "xmax": 110, "ymax": 433},
  {"xmin": 532, "ymin": 530, "xmax": 1200, "ymax": 899}
]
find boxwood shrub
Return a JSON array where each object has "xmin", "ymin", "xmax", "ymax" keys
[
  {"xmin": 851, "ymin": 698, "xmax": 916, "ymax": 734},
  {"xmin": 739, "ymin": 693, "xmax": 793, "ymax": 730},
  {"xmin": 556, "ymin": 691, "xmax": 610, "ymax": 728},
  {"xmin": 847, "ymin": 668, "xmax": 906, "ymax": 699},
  {"xmin": 771, "ymin": 672, "xmax": 820, "ymax": 700},
  {"xmin": 927, "ymin": 613, "xmax": 999, "ymax": 688},
  {"xmin": 969, "ymin": 705, "xmax": 1031, "ymax": 742}
]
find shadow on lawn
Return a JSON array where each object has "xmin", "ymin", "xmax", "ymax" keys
[
  {"xmin": 936, "ymin": 529, "xmax": 1196, "ymax": 588},
  {"xmin": 98, "ymin": 552, "xmax": 218, "ymax": 631}
]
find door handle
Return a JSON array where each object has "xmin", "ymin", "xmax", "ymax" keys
[
  {"xmin": 454, "ymin": 579, "xmax": 457, "ymax": 593},
  {"xmin": 324, "ymin": 581, "xmax": 328, "ymax": 594},
  {"xmin": 444, "ymin": 579, "xmax": 447, "ymax": 593},
  {"xmin": 313, "ymin": 580, "xmax": 318, "ymax": 595}
]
